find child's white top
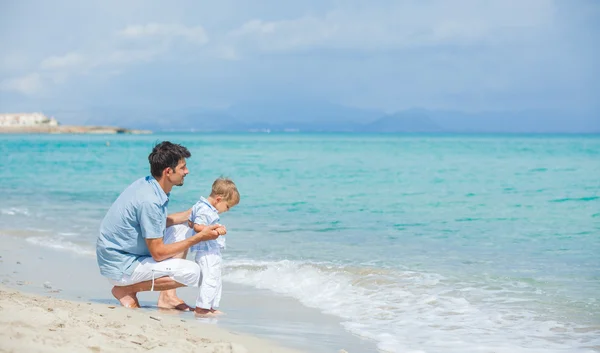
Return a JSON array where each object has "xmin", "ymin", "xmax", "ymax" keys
[{"xmin": 189, "ymin": 196, "xmax": 225, "ymax": 254}]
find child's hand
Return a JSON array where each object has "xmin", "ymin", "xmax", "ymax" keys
[{"xmin": 216, "ymin": 226, "xmax": 227, "ymax": 235}]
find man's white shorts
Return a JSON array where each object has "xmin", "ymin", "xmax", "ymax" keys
[
  {"xmin": 108, "ymin": 224, "xmax": 199, "ymax": 289},
  {"xmin": 109, "ymin": 257, "xmax": 200, "ymax": 288}
]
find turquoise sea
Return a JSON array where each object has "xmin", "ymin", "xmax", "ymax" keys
[{"xmin": 1, "ymin": 133, "xmax": 599, "ymax": 352}]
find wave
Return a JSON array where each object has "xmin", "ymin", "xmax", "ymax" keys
[
  {"xmin": 9, "ymin": 230, "xmax": 599, "ymax": 352},
  {"xmin": 1, "ymin": 207, "xmax": 30, "ymax": 216},
  {"xmin": 223, "ymin": 259, "xmax": 600, "ymax": 353},
  {"xmin": 25, "ymin": 236, "xmax": 95, "ymax": 257},
  {"xmin": 549, "ymin": 196, "xmax": 599, "ymax": 203}
]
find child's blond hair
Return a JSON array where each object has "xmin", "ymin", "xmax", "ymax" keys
[{"xmin": 210, "ymin": 177, "xmax": 240, "ymax": 205}]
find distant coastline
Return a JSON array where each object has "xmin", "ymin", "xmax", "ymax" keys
[
  {"xmin": 0, "ymin": 112, "xmax": 151, "ymax": 134},
  {"xmin": 0, "ymin": 125, "xmax": 152, "ymax": 134}
]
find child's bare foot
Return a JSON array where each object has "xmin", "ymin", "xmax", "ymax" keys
[
  {"xmin": 210, "ymin": 309, "xmax": 225, "ymax": 315},
  {"xmin": 194, "ymin": 307, "xmax": 215, "ymax": 316},
  {"xmin": 111, "ymin": 286, "xmax": 140, "ymax": 308}
]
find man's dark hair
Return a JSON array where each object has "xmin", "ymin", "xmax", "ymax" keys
[{"xmin": 148, "ymin": 141, "xmax": 191, "ymax": 178}]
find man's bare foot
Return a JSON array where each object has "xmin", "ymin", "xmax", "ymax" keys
[
  {"xmin": 174, "ymin": 303, "xmax": 192, "ymax": 311},
  {"xmin": 111, "ymin": 286, "xmax": 140, "ymax": 308},
  {"xmin": 210, "ymin": 309, "xmax": 224, "ymax": 315},
  {"xmin": 157, "ymin": 291, "xmax": 191, "ymax": 311},
  {"xmin": 195, "ymin": 307, "xmax": 215, "ymax": 316}
]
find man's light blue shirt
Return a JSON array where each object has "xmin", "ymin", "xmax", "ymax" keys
[
  {"xmin": 96, "ymin": 176, "xmax": 169, "ymax": 280},
  {"xmin": 190, "ymin": 196, "xmax": 225, "ymax": 254}
]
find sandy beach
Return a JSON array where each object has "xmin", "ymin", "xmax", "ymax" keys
[
  {"xmin": 0, "ymin": 233, "xmax": 371, "ymax": 353},
  {"xmin": 0, "ymin": 285, "xmax": 303, "ymax": 353},
  {"xmin": 0, "ymin": 235, "xmax": 301, "ymax": 353},
  {"xmin": 0, "ymin": 234, "xmax": 305, "ymax": 353}
]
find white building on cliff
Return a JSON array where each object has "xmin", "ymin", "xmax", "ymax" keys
[{"xmin": 0, "ymin": 113, "xmax": 59, "ymax": 127}]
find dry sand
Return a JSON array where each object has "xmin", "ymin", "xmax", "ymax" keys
[{"xmin": 0, "ymin": 285, "xmax": 302, "ymax": 353}]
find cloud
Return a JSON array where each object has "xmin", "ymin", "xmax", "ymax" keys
[
  {"xmin": 118, "ymin": 23, "xmax": 209, "ymax": 44},
  {"xmin": 1, "ymin": 22, "xmax": 211, "ymax": 95},
  {"xmin": 100, "ymin": 48, "xmax": 162, "ymax": 66},
  {"xmin": 40, "ymin": 52, "xmax": 84, "ymax": 70},
  {"xmin": 0, "ymin": 73, "xmax": 43, "ymax": 95},
  {"xmin": 212, "ymin": 45, "xmax": 239, "ymax": 61},
  {"xmin": 230, "ymin": 0, "xmax": 556, "ymax": 52},
  {"xmin": 1, "ymin": 0, "xmax": 596, "ymax": 117}
]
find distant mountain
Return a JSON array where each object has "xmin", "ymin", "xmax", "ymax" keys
[
  {"xmin": 363, "ymin": 110, "xmax": 442, "ymax": 132},
  {"xmin": 227, "ymin": 99, "xmax": 382, "ymax": 125},
  {"xmin": 44, "ymin": 102, "xmax": 599, "ymax": 133},
  {"xmin": 427, "ymin": 110, "xmax": 599, "ymax": 133},
  {"xmin": 148, "ymin": 110, "xmax": 239, "ymax": 132},
  {"xmin": 221, "ymin": 106, "xmax": 442, "ymax": 132}
]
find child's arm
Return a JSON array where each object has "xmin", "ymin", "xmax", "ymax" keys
[
  {"xmin": 193, "ymin": 222, "xmax": 226, "ymax": 235},
  {"xmin": 192, "ymin": 210, "xmax": 226, "ymax": 239}
]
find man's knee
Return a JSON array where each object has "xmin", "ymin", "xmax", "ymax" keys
[{"xmin": 173, "ymin": 259, "xmax": 200, "ymax": 287}]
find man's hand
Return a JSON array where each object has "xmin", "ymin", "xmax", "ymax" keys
[{"xmin": 192, "ymin": 224, "xmax": 221, "ymax": 242}]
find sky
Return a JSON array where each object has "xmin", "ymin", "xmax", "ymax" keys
[{"xmin": 0, "ymin": 0, "xmax": 599, "ymax": 123}]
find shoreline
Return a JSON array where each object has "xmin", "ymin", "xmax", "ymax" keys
[
  {"xmin": 0, "ymin": 235, "xmax": 302, "ymax": 353},
  {"xmin": 0, "ymin": 125, "xmax": 152, "ymax": 134},
  {"xmin": 0, "ymin": 234, "xmax": 376, "ymax": 353}
]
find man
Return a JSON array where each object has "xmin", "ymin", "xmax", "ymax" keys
[{"xmin": 96, "ymin": 141, "xmax": 224, "ymax": 309}]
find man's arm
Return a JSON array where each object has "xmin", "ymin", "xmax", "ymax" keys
[
  {"xmin": 166, "ymin": 208, "xmax": 192, "ymax": 227},
  {"xmin": 146, "ymin": 225, "xmax": 221, "ymax": 262}
]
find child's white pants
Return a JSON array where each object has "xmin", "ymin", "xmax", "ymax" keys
[{"xmin": 195, "ymin": 252, "xmax": 222, "ymax": 309}]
